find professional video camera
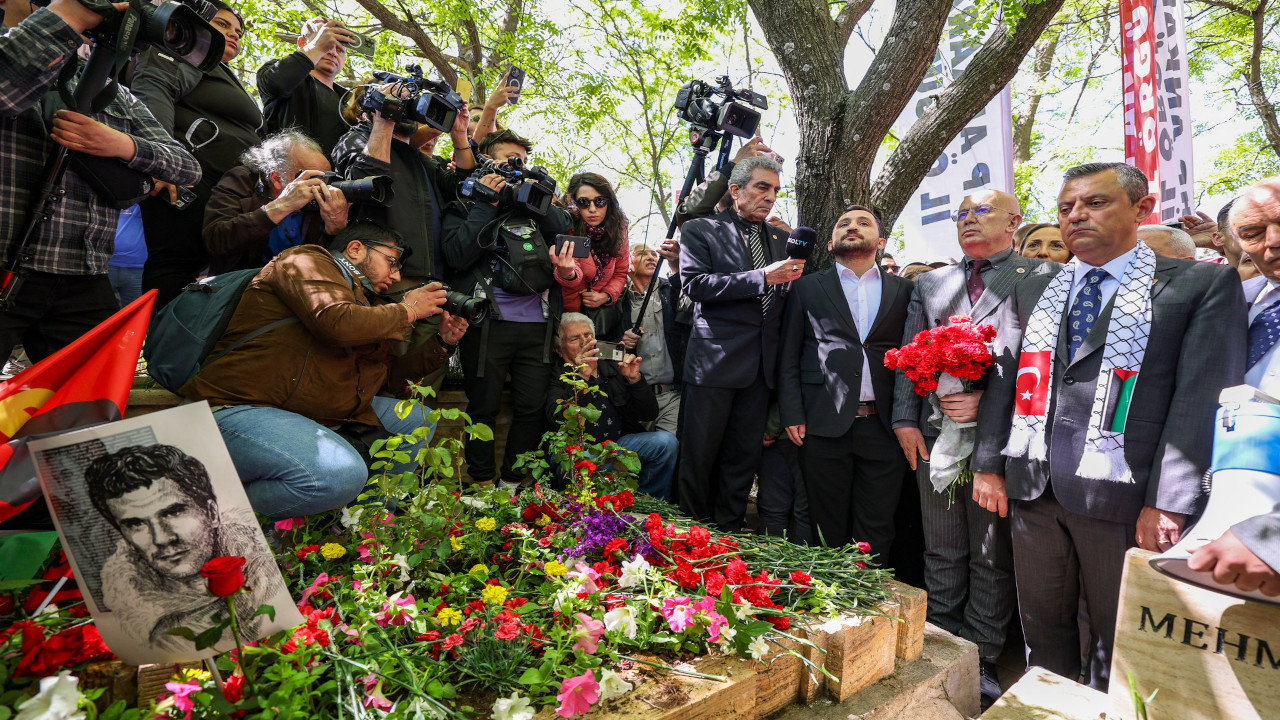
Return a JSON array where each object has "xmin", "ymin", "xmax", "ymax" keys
[
  {"xmin": 459, "ymin": 154, "xmax": 557, "ymax": 217},
  {"xmin": 673, "ymin": 75, "xmax": 768, "ymax": 139},
  {"xmin": 300, "ymin": 171, "xmax": 394, "ymax": 210},
  {"xmin": 360, "ymin": 65, "xmax": 465, "ymax": 133},
  {"xmin": 74, "ymin": 0, "xmax": 226, "ymax": 72}
]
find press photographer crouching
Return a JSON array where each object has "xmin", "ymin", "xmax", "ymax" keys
[
  {"xmin": 549, "ymin": 313, "xmax": 677, "ymax": 500},
  {"xmin": 202, "ymin": 129, "xmax": 353, "ymax": 274},
  {"xmin": 0, "ymin": 0, "xmax": 200, "ymax": 363},
  {"xmin": 442, "ymin": 129, "xmax": 571, "ymax": 486},
  {"xmin": 178, "ymin": 222, "xmax": 468, "ymax": 519}
]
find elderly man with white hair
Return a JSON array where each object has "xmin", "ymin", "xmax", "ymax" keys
[
  {"xmin": 547, "ymin": 312, "xmax": 678, "ymax": 500},
  {"xmin": 1136, "ymin": 224, "xmax": 1197, "ymax": 260}
]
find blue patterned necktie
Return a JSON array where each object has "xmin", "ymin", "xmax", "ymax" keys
[
  {"xmin": 1068, "ymin": 268, "xmax": 1108, "ymax": 362},
  {"xmin": 1248, "ymin": 294, "xmax": 1280, "ymax": 368}
]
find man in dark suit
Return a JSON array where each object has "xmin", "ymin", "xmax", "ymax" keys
[
  {"xmin": 974, "ymin": 162, "xmax": 1247, "ymax": 690},
  {"xmin": 890, "ymin": 188, "xmax": 1049, "ymax": 706},
  {"xmin": 779, "ymin": 206, "xmax": 911, "ymax": 554},
  {"xmin": 678, "ymin": 155, "xmax": 801, "ymax": 532}
]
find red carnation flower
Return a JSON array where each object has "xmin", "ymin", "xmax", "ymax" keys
[{"xmin": 790, "ymin": 571, "xmax": 813, "ymax": 588}]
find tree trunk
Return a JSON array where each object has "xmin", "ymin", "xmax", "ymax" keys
[
  {"xmin": 1013, "ymin": 32, "xmax": 1060, "ymax": 165},
  {"xmin": 1245, "ymin": 0, "xmax": 1280, "ymax": 158}
]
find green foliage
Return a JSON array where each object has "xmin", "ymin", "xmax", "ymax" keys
[{"xmin": 1197, "ymin": 127, "xmax": 1280, "ymax": 201}]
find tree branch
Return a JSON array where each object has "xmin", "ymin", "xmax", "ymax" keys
[
  {"xmin": 350, "ymin": 0, "xmax": 457, "ymax": 83},
  {"xmin": 834, "ymin": 0, "xmax": 875, "ymax": 44}
]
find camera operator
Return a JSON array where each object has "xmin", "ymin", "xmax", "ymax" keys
[
  {"xmin": 0, "ymin": 0, "xmax": 200, "ymax": 363},
  {"xmin": 178, "ymin": 222, "xmax": 468, "ymax": 519},
  {"xmin": 620, "ymin": 243, "xmax": 690, "ymax": 434},
  {"xmin": 203, "ymin": 129, "xmax": 350, "ymax": 274},
  {"xmin": 131, "ymin": 0, "xmax": 262, "ymax": 309},
  {"xmin": 441, "ymin": 129, "xmax": 571, "ymax": 487},
  {"xmin": 674, "ymin": 136, "xmax": 778, "ymax": 227},
  {"xmin": 257, "ymin": 17, "xmax": 351, "ymax": 156},
  {"xmin": 550, "ymin": 313, "xmax": 677, "ymax": 500}
]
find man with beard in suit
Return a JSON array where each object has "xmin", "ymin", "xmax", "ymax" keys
[
  {"xmin": 975, "ymin": 162, "xmax": 1246, "ymax": 690},
  {"xmin": 779, "ymin": 206, "xmax": 912, "ymax": 555},
  {"xmin": 677, "ymin": 155, "xmax": 801, "ymax": 532}
]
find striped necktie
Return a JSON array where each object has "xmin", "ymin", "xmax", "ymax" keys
[{"xmin": 744, "ymin": 223, "xmax": 773, "ymax": 316}]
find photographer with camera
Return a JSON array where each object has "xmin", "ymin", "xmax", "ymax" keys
[
  {"xmin": 178, "ymin": 222, "xmax": 468, "ymax": 518},
  {"xmin": 441, "ymin": 129, "xmax": 571, "ymax": 487},
  {"xmin": 549, "ymin": 313, "xmax": 677, "ymax": 501},
  {"xmin": 131, "ymin": 0, "xmax": 263, "ymax": 309},
  {"xmin": 620, "ymin": 243, "xmax": 690, "ymax": 434},
  {"xmin": 550, "ymin": 172, "xmax": 631, "ymax": 341},
  {"xmin": 0, "ymin": 0, "xmax": 200, "ymax": 363},
  {"xmin": 257, "ymin": 17, "xmax": 351, "ymax": 156},
  {"xmin": 202, "ymin": 129, "xmax": 352, "ymax": 274}
]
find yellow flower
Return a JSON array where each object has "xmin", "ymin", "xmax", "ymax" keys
[
  {"xmin": 320, "ymin": 543, "xmax": 346, "ymax": 560},
  {"xmin": 535, "ymin": 514, "xmax": 551, "ymax": 527},
  {"xmin": 481, "ymin": 584, "xmax": 509, "ymax": 606},
  {"xmin": 544, "ymin": 560, "xmax": 567, "ymax": 577},
  {"xmin": 178, "ymin": 668, "xmax": 211, "ymax": 683},
  {"xmin": 470, "ymin": 564, "xmax": 489, "ymax": 577},
  {"xmin": 475, "ymin": 517, "xmax": 497, "ymax": 532},
  {"xmin": 450, "ymin": 536, "xmax": 464, "ymax": 551},
  {"xmin": 436, "ymin": 607, "xmax": 462, "ymax": 627}
]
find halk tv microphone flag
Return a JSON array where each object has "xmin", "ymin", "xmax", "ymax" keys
[{"xmin": 0, "ymin": 290, "xmax": 155, "ymax": 529}]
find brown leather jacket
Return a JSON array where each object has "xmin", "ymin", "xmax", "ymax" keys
[
  {"xmin": 202, "ymin": 165, "xmax": 332, "ymax": 275},
  {"xmin": 180, "ymin": 245, "xmax": 448, "ymax": 426}
]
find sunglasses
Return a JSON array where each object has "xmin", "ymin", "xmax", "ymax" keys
[{"xmin": 574, "ymin": 196, "xmax": 610, "ymax": 209}]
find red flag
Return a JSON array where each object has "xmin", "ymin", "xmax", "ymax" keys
[
  {"xmin": 1119, "ymin": 0, "xmax": 1160, "ymax": 224},
  {"xmin": 0, "ymin": 291, "xmax": 155, "ymax": 527},
  {"xmin": 1014, "ymin": 350, "xmax": 1051, "ymax": 416}
]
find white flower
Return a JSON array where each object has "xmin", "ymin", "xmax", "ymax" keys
[
  {"xmin": 603, "ymin": 605, "xmax": 638, "ymax": 639},
  {"xmin": 734, "ymin": 601, "xmax": 754, "ymax": 623},
  {"xmin": 715, "ymin": 625, "xmax": 738, "ymax": 652},
  {"xmin": 748, "ymin": 637, "xmax": 770, "ymax": 661},
  {"xmin": 597, "ymin": 669, "xmax": 633, "ymax": 701},
  {"xmin": 460, "ymin": 495, "xmax": 490, "ymax": 510},
  {"xmin": 391, "ymin": 553, "xmax": 411, "ymax": 582},
  {"xmin": 339, "ymin": 505, "xmax": 364, "ymax": 529},
  {"xmin": 552, "ymin": 582, "xmax": 582, "ymax": 613},
  {"xmin": 490, "ymin": 691, "xmax": 534, "ymax": 720},
  {"xmin": 16, "ymin": 671, "xmax": 85, "ymax": 720},
  {"xmin": 618, "ymin": 554, "xmax": 651, "ymax": 588}
]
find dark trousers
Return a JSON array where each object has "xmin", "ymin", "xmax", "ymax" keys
[
  {"xmin": 0, "ymin": 272, "xmax": 119, "ymax": 363},
  {"xmin": 677, "ymin": 377, "xmax": 768, "ymax": 532},
  {"xmin": 1011, "ymin": 486, "xmax": 1134, "ymax": 691},
  {"xmin": 141, "ymin": 191, "xmax": 210, "ymax": 310},
  {"xmin": 757, "ymin": 436, "xmax": 812, "ymax": 544},
  {"xmin": 800, "ymin": 417, "xmax": 904, "ymax": 557},
  {"xmin": 459, "ymin": 319, "xmax": 551, "ymax": 483},
  {"xmin": 917, "ymin": 434, "xmax": 1016, "ymax": 664}
]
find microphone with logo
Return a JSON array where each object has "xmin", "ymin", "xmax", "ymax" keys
[{"xmin": 784, "ymin": 226, "xmax": 817, "ymax": 290}]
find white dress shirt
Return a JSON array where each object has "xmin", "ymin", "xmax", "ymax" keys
[
  {"xmin": 837, "ymin": 263, "xmax": 882, "ymax": 402},
  {"xmin": 1245, "ymin": 278, "xmax": 1280, "ymax": 395},
  {"xmin": 1066, "ymin": 245, "xmax": 1139, "ymax": 310}
]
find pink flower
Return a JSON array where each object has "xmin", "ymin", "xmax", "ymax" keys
[
  {"xmin": 358, "ymin": 543, "xmax": 376, "ymax": 562},
  {"xmin": 495, "ymin": 621, "xmax": 522, "ymax": 640},
  {"xmin": 572, "ymin": 612, "xmax": 606, "ymax": 654},
  {"xmin": 661, "ymin": 596, "xmax": 695, "ymax": 633},
  {"xmin": 361, "ymin": 673, "xmax": 392, "ymax": 712},
  {"xmin": 300, "ymin": 572, "xmax": 330, "ymax": 605},
  {"xmin": 273, "ymin": 516, "xmax": 305, "ymax": 531},
  {"xmin": 569, "ymin": 562, "xmax": 601, "ymax": 594},
  {"xmin": 556, "ymin": 670, "xmax": 600, "ymax": 717},
  {"xmin": 165, "ymin": 680, "xmax": 202, "ymax": 720},
  {"xmin": 376, "ymin": 592, "xmax": 416, "ymax": 627}
]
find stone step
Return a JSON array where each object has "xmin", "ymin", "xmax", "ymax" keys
[{"xmin": 979, "ymin": 667, "xmax": 1109, "ymax": 720}]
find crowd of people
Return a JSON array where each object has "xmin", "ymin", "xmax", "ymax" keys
[{"xmin": 4, "ymin": 1, "xmax": 1280, "ymax": 711}]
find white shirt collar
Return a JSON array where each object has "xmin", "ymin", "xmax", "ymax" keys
[
  {"xmin": 1071, "ymin": 245, "xmax": 1138, "ymax": 286},
  {"xmin": 836, "ymin": 263, "xmax": 880, "ymax": 284}
]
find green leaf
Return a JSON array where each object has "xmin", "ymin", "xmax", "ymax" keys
[
  {"xmin": 470, "ymin": 423, "xmax": 494, "ymax": 442},
  {"xmin": 165, "ymin": 626, "xmax": 198, "ymax": 642},
  {"xmin": 254, "ymin": 603, "xmax": 277, "ymax": 621},
  {"xmin": 195, "ymin": 625, "xmax": 225, "ymax": 650}
]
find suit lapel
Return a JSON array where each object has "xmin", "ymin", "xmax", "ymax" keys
[
  {"xmin": 716, "ymin": 211, "xmax": 753, "ymax": 273},
  {"xmin": 938, "ymin": 265, "xmax": 970, "ymax": 324},
  {"xmin": 1149, "ymin": 261, "xmax": 1177, "ymax": 302},
  {"xmin": 818, "ymin": 267, "xmax": 860, "ymax": 339},
  {"xmin": 969, "ymin": 258, "xmax": 1024, "ymax": 324},
  {"xmin": 867, "ymin": 273, "xmax": 901, "ymax": 337}
]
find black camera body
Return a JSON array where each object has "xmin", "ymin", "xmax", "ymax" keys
[
  {"xmin": 360, "ymin": 65, "xmax": 465, "ymax": 133},
  {"xmin": 299, "ymin": 171, "xmax": 394, "ymax": 210},
  {"xmin": 460, "ymin": 154, "xmax": 557, "ymax": 217},
  {"xmin": 673, "ymin": 75, "xmax": 768, "ymax": 139},
  {"xmin": 76, "ymin": 0, "xmax": 225, "ymax": 73},
  {"xmin": 401, "ymin": 281, "xmax": 488, "ymax": 324}
]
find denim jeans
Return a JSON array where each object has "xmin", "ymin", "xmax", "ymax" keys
[
  {"xmin": 107, "ymin": 266, "xmax": 144, "ymax": 307},
  {"xmin": 618, "ymin": 430, "xmax": 678, "ymax": 502},
  {"xmin": 214, "ymin": 396, "xmax": 433, "ymax": 519}
]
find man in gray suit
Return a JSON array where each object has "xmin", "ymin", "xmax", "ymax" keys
[
  {"xmin": 891, "ymin": 188, "xmax": 1045, "ymax": 706},
  {"xmin": 678, "ymin": 156, "xmax": 802, "ymax": 531},
  {"xmin": 974, "ymin": 162, "xmax": 1247, "ymax": 690},
  {"xmin": 778, "ymin": 206, "xmax": 913, "ymax": 554}
]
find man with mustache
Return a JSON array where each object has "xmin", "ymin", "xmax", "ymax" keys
[
  {"xmin": 677, "ymin": 155, "xmax": 800, "ymax": 532},
  {"xmin": 257, "ymin": 18, "xmax": 354, "ymax": 156},
  {"xmin": 975, "ymin": 162, "xmax": 1246, "ymax": 690},
  {"xmin": 778, "ymin": 206, "xmax": 912, "ymax": 553},
  {"xmin": 891, "ymin": 187, "xmax": 1048, "ymax": 709}
]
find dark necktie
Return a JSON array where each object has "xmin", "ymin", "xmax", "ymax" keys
[
  {"xmin": 1247, "ymin": 293, "xmax": 1280, "ymax": 368},
  {"xmin": 745, "ymin": 223, "xmax": 773, "ymax": 316},
  {"xmin": 1068, "ymin": 268, "xmax": 1108, "ymax": 362},
  {"xmin": 967, "ymin": 258, "xmax": 990, "ymax": 304}
]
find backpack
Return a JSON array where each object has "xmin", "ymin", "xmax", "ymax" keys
[
  {"xmin": 145, "ymin": 269, "xmax": 299, "ymax": 392},
  {"xmin": 490, "ymin": 215, "xmax": 555, "ymax": 295}
]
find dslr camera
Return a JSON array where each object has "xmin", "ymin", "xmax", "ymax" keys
[
  {"xmin": 402, "ymin": 281, "xmax": 488, "ymax": 324},
  {"xmin": 73, "ymin": 0, "xmax": 226, "ymax": 72},
  {"xmin": 673, "ymin": 75, "xmax": 768, "ymax": 138},
  {"xmin": 460, "ymin": 154, "xmax": 557, "ymax": 217},
  {"xmin": 298, "ymin": 171, "xmax": 394, "ymax": 209},
  {"xmin": 360, "ymin": 64, "xmax": 465, "ymax": 133}
]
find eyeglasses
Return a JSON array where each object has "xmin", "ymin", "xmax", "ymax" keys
[
  {"xmin": 364, "ymin": 244, "xmax": 402, "ymax": 271},
  {"xmin": 953, "ymin": 204, "xmax": 1015, "ymax": 223},
  {"xmin": 574, "ymin": 196, "xmax": 610, "ymax": 209}
]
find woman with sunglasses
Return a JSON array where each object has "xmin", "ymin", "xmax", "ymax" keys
[{"xmin": 550, "ymin": 173, "xmax": 632, "ymax": 339}]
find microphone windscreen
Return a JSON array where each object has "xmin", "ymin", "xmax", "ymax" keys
[{"xmin": 786, "ymin": 226, "xmax": 817, "ymax": 260}]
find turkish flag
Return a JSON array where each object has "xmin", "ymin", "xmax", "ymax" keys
[
  {"xmin": 0, "ymin": 291, "xmax": 155, "ymax": 529},
  {"xmin": 1013, "ymin": 350, "xmax": 1051, "ymax": 416}
]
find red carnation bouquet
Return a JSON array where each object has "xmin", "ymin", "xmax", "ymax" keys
[{"xmin": 885, "ymin": 315, "xmax": 997, "ymax": 501}]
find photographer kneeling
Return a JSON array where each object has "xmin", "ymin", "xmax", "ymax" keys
[
  {"xmin": 179, "ymin": 222, "xmax": 468, "ymax": 519},
  {"xmin": 550, "ymin": 313, "xmax": 677, "ymax": 501},
  {"xmin": 203, "ymin": 129, "xmax": 351, "ymax": 273}
]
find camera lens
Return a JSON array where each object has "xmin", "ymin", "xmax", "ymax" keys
[{"xmin": 443, "ymin": 291, "xmax": 488, "ymax": 324}]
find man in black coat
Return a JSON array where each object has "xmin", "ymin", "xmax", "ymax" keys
[
  {"xmin": 677, "ymin": 156, "xmax": 803, "ymax": 531},
  {"xmin": 257, "ymin": 18, "xmax": 352, "ymax": 156},
  {"xmin": 779, "ymin": 206, "xmax": 912, "ymax": 554}
]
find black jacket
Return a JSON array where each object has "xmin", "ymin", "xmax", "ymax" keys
[
  {"xmin": 257, "ymin": 52, "xmax": 349, "ymax": 156},
  {"xmin": 441, "ymin": 200, "xmax": 572, "ymax": 315},
  {"xmin": 546, "ymin": 360, "xmax": 658, "ymax": 440}
]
